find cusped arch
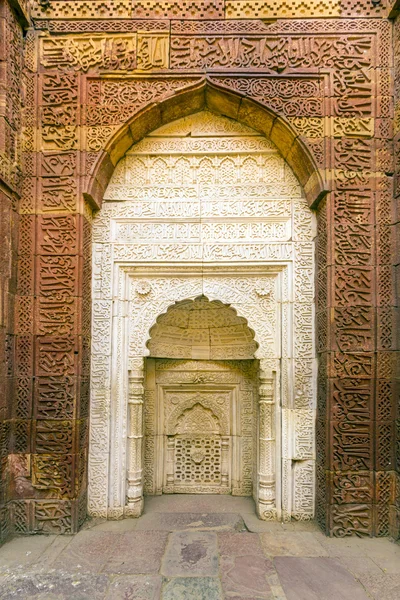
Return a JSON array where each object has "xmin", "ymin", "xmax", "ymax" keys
[
  {"xmin": 146, "ymin": 296, "xmax": 259, "ymax": 361},
  {"xmin": 84, "ymin": 79, "xmax": 328, "ymax": 211},
  {"xmin": 175, "ymin": 403, "xmax": 221, "ymax": 436},
  {"xmin": 166, "ymin": 393, "xmax": 229, "ymax": 436}
]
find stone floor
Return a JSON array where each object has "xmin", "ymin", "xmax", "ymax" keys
[{"xmin": 0, "ymin": 496, "xmax": 399, "ymax": 600}]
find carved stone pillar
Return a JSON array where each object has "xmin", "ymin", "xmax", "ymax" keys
[
  {"xmin": 221, "ymin": 436, "xmax": 230, "ymax": 488},
  {"xmin": 164, "ymin": 437, "xmax": 175, "ymax": 492},
  {"xmin": 257, "ymin": 376, "xmax": 276, "ymax": 520},
  {"xmin": 125, "ymin": 367, "xmax": 145, "ymax": 517}
]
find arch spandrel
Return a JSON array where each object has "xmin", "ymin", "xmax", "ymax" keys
[{"xmin": 84, "ymin": 80, "xmax": 328, "ymax": 211}]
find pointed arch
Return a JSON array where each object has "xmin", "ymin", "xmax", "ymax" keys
[{"xmin": 84, "ymin": 79, "xmax": 328, "ymax": 211}]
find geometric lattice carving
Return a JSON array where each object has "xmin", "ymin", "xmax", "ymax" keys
[{"xmin": 175, "ymin": 437, "xmax": 222, "ymax": 485}]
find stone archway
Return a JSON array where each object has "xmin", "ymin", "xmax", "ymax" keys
[
  {"xmin": 89, "ymin": 109, "xmax": 316, "ymax": 523},
  {"xmin": 143, "ymin": 297, "xmax": 259, "ymax": 499}
]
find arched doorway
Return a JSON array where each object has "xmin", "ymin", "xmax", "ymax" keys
[
  {"xmin": 89, "ymin": 109, "xmax": 316, "ymax": 522},
  {"xmin": 143, "ymin": 297, "xmax": 259, "ymax": 497}
]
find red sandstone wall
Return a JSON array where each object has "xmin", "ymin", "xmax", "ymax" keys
[
  {"xmin": 0, "ymin": 0, "xmax": 24, "ymax": 544},
  {"xmin": 391, "ymin": 4, "xmax": 400, "ymax": 539},
  {"xmin": 0, "ymin": 0, "xmax": 399, "ymax": 541}
]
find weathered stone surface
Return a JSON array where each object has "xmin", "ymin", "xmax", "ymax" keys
[
  {"xmin": 51, "ymin": 531, "xmax": 120, "ymax": 573},
  {"xmin": 220, "ymin": 555, "xmax": 276, "ymax": 598},
  {"xmin": 162, "ymin": 577, "xmax": 222, "ymax": 600},
  {"xmin": 161, "ymin": 531, "xmax": 218, "ymax": 577},
  {"xmin": 143, "ymin": 495, "xmax": 256, "ymax": 514},
  {"xmin": 0, "ymin": 535, "xmax": 57, "ymax": 570},
  {"xmin": 260, "ymin": 532, "xmax": 328, "ymax": 557},
  {"xmin": 136, "ymin": 512, "xmax": 244, "ymax": 532},
  {"xmin": 88, "ymin": 519, "xmax": 138, "ymax": 532},
  {"xmin": 217, "ymin": 531, "xmax": 265, "ymax": 556},
  {"xmin": 356, "ymin": 573, "xmax": 400, "ymax": 600},
  {"xmin": 0, "ymin": 571, "xmax": 110, "ymax": 600},
  {"xmin": 275, "ymin": 557, "xmax": 370, "ymax": 600},
  {"xmin": 103, "ymin": 531, "xmax": 168, "ymax": 574},
  {"xmin": 105, "ymin": 575, "xmax": 162, "ymax": 600}
]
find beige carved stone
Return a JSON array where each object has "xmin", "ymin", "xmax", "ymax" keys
[
  {"xmin": 144, "ymin": 354, "xmax": 257, "ymax": 497},
  {"xmin": 89, "ymin": 110, "xmax": 316, "ymax": 522}
]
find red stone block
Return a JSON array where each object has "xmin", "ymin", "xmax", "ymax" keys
[
  {"xmin": 330, "ymin": 503, "xmax": 373, "ymax": 537},
  {"xmin": 11, "ymin": 499, "xmax": 33, "ymax": 534},
  {"xmin": 16, "ymin": 296, "xmax": 34, "ymax": 335},
  {"xmin": 375, "ymin": 118, "xmax": 394, "ymax": 140},
  {"xmin": 333, "ymin": 222, "xmax": 374, "ymax": 267},
  {"xmin": 35, "ymin": 295, "xmax": 81, "ymax": 337},
  {"xmin": 377, "ymin": 307, "xmax": 397, "ymax": 351},
  {"xmin": 35, "ymin": 255, "xmax": 80, "ymax": 299},
  {"xmin": 330, "ymin": 352, "xmax": 374, "ymax": 379},
  {"xmin": 32, "ymin": 499, "xmax": 73, "ymax": 534},
  {"xmin": 373, "ymin": 502, "xmax": 390, "ymax": 537},
  {"xmin": 14, "ymin": 377, "xmax": 33, "ymax": 420},
  {"xmin": 39, "ymin": 151, "xmax": 77, "ymax": 178},
  {"xmin": 37, "ymin": 214, "xmax": 83, "ymax": 257},
  {"xmin": 376, "ymin": 265, "xmax": 395, "ymax": 307},
  {"xmin": 316, "ymin": 309, "xmax": 331, "ymax": 353},
  {"xmin": 37, "ymin": 176, "xmax": 78, "ymax": 214},
  {"xmin": 33, "ymin": 419, "xmax": 75, "ymax": 454},
  {"xmin": 10, "ymin": 419, "xmax": 31, "ymax": 454},
  {"xmin": 19, "ymin": 177, "xmax": 37, "ymax": 215},
  {"xmin": 329, "ymin": 378, "xmax": 373, "ymax": 423},
  {"xmin": 375, "ymin": 378, "xmax": 396, "ymax": 421},
  {"xmin": 34, "ymin": 375, "xmax": 77, "ymax": 420},
  {"xmin": 330, "ymin": 471, "xmax": 373, "ymax": 505},
  {"xmin": 16, "ymin": 335, "xmax": 34, "ymax": 377},
  {"xmin": 18, "ymin": 215, "xmax": 36, "ymax": 256},
  {"xmin": 32, "ymin": 454, "xmax": 75, "ymax": 500},
  {"xmin": 35, "ymin": 336, "xmax": 77, "ymax": 378},
  {"xmin": 333, "ymin": 266, "xmax": 374, "ymax": 307},
  {"xmin": 330, "ymin": 420, "xmax": 373, "ymax": 472},
  {"xmin": 333, "ymin": 307, "xmax": 375, "ymax": 353},
  {"xmin": 375, "ymin": 421, "xmax": 395, "ymax": 471}
]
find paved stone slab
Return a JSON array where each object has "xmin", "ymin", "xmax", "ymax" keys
[
  {"xmin": 260, "ymin": 532, "xmax": 328, "ymax": 557},
  {"xmin": 162, "ymin": 531, "xmax": 218, "ymax": 577},
  {"xmin": 0, "ymin": 571, "xmax": 110, "ymax": 600},
  {"xmin": 314, "ymin": 532, "xmax": 369, "ymax": 558},
  {"xmin": 136, "ymin": 512, "xmax": 244, "ymax": 532},
  {"xmin": 242, "ymin": 514, "xmax": 286, "ymax": 533},
  {"xmin": 275, "ymin": 557, "xmax": 370, "ymax": 600},
  {"xmin": 35, "ymin": 536, "xmax": 73, "ymax": 568},
  {"xmin": 356, "ymin": 573, "xmax": 400, "ymax": 600},
  {"xmin": 103, "ymin": 531, "xmax": 168, "ymax": 574},
  {"xmin": 281, "ymin": 521, "xmax": 321, "ymax": 532},
  {"xmin": 105, "ymin": 575, "xmax": 162, "ymax": 599},
  {"xmin": 357, "ymin": 538, "xmax": 400, "ymax": 574},
  {"xmin": 162, "ymin": 577, "xmax": 222, "ymax": 600},
  {"xmin": 220, "ymin": 554, "xmax": 276, "ymax": 599},
  {"xmin": 0, "ymin": 536, "xmax": 57, "ymax": 571},
  {"xmin": 88, "ymin": 518, "xmax": 138, "ymax": 533},
  {"xmin": 52, "ymin": 531, "xmax": 120, "ymax": 573},
  {"xmin": 144, "ymin": 494, "xmax": 255, "ymax": 514},
  {"xmin": 218, "ymin": 531, "xmax": 265, "ymax": 556},
  {"xmin": 337, "ymin": 556, "xmax": 383, "ymax": 578}
]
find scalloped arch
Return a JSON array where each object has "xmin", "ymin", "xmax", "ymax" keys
[{"xmin": 146, "ymin": 296, "xmax": 259, "ymax": 360}]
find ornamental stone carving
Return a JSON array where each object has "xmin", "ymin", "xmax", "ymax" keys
[{"xmin": 89, "ymin": 111, "xmax": 316, "ymax": 522}]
